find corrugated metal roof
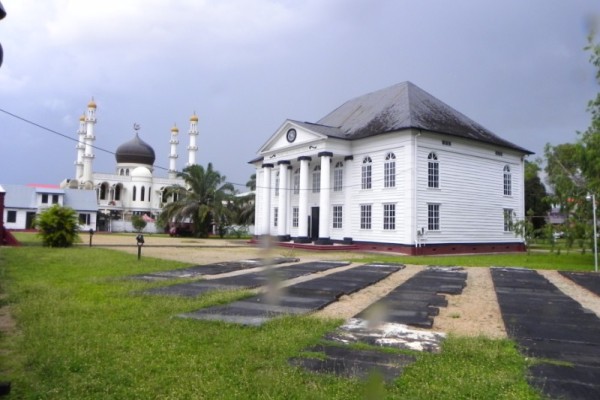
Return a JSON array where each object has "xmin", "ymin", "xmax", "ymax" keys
[
  {"xmin": 63, "ymin": 189, "xmax": 98, "ymax": 211},
  {"xmin": 2, "ymin": 184, "xmax": 38, "ymax": 208},
  {"xmin": 315, "ymin": 81, "xmax": 532, "ymax": 153},
  {"xmin": 1, "ymin": 184, "xmax": 98, "ymax": 211}
]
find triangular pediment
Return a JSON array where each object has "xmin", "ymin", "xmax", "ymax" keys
[{"xmin": 257, "ymin": 120, "xmax": 337, "ymax": 154}]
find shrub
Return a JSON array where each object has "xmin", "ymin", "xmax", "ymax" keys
[
  {"xmin": 131, "ymin": 215, "xmax": 147, "ymax": 232},
  {"xmin": 34, "ymin": 205, "xmax": 80, "ymax": 247}
]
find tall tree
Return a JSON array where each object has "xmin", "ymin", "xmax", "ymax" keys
[
  {"xmin": 159, "ymin": 163, "xmax": 235, "ymax": 237},
  {"xmin": 579, "ymin": 33, "xmax": 600, "ymax": 194},
  {"xmin": 543, "ymin": 33, "xmax": 600, "ymax": 251},
  {"xmin": 524, "ymin": 160, "xmax": 550, "ymax": 231}
]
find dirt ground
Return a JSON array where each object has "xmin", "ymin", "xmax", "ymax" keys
[{"xmin": 4, "ymin": 233, "xmax": 600, "ymax": 339}]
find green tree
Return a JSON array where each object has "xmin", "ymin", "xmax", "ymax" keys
[
  {"xmin": 246, "ymin": 173, "xmax": 256, "ymax": 191},
  {"xmin": 34, "ymin": 205, "xmax": 80, "ymax": 247},
  {"xmin": 232, "ymin": 173, "xmax": 256, "ymax": 227},
  {"xmin": 579, "ymin": 33, "xmax": 600, "ymax": 194},
  {"xmin": 543, "ymin": 33, "xmax": 600, "ymax": 253},
  {"xmin": 131, "ymin": 215, "xmax": 147, "ymax": 232},
  {"xmin": 159, "ymin": 163, "xmax": 235, "ymax": 237},
  {"xmin": 524, "ymin": 160, "xmax": 551, "ymax": 232}
]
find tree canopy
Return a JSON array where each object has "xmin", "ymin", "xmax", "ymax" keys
[
  {"xmin": 159, "ymin": 163, "xmax": 235, "ymax": 237},
  {"xmin": 541, "ymin": 33, "xmax": 599, "ymax": 252}
]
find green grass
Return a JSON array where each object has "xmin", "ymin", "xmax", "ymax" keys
[
  {"xmin": 363, "ymin": 251, "xmax": 596, "ymax": 271},
  {"xmin": 0, "ymin": 236, "xmax": 571, "ymax": 399}
]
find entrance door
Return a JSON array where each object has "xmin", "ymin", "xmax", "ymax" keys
[
  {"xmin": 26, "ymin": 212, "xmax": 36, "ymax": 229},
  {"xmin": 310, "ymin": 207, "xmax": 319, "ymax": 241}
]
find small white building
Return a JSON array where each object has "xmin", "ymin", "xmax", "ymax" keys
[
  {"xmin": 249, "ymin": 82, "xmax": 533, "ymax": 255},
  {"xmin": 61, "ymin": 99, "xmax": 200, "ymax": 232},
  {"xmin": 1, "ymin": 184, "xmax": 98, "ymax": 231}
]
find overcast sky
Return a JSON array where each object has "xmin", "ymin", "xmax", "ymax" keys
[{"xmin": 0, "ymin": 0, "xmax": 598, "ymax": 190}]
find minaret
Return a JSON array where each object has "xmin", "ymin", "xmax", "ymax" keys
[
  {"xmin": 168, "ymin": 124, "xmax": 179, "ymax": 179},
  {"xmin": 187, "ymin": 113, "xmax": 199, "ymax": 166},
  {"xmin": 74, "ymin": 114, "xmax": 86, "ymax": 180},
  {"xmin": 81, "ymin": 98, "xmax": 97, "ymax": 188}
]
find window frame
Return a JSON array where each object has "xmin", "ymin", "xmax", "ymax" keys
[
  {"xmin": 293, "ymin": 169, "xmax": 300, "ymax": 195},
  {"xmin": 361, "ymin": 156, "xmax": 372, "ymax": 189},
  {"xmin": 428, "ymin": 203, "xmax": 440, "ymax": 231},
  {"xmin": 333, "ymin": 205, "xmax": 343, "ymax": 229},
  {"xmin": 503, "ymin": 208, "xmax": 514, "ymax": 232},
  {"xmin": 384, "ymin": 153, "xmax": 396, "ymax": 188},
  {"xmin": 360, "ymin": 204, "xmax": 372, "ymax": 230},
  {"xmin": 383, "ymin": 203, "xmax": 396, "ymax": 230},
  {"xmin": 503, "ymin": 165, "xmax": 512, "ymax": 196},
  {"xmin": 6, "ymin": 210, "xmax": 16, "ymax": 223},
  {"xmin": 428, "ymin": 152, "xmax": 439, "ymax": 188},
  {"xmin": 312, "ymin": 165, "xmax": 321, "ymax": 193},
  {"xmin": 292, "ymin": 207, "xmax": 299, "ymax": 228},
  {"xmin": 79, "ymin": 213, "xmax": 91, "ymax": 225},
  {"xmin": 333, "ymin": 161, "xmax": 344, "ymax": 192}
]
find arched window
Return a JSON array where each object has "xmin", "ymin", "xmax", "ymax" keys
[
  {"xmin": 119, "ymin": 169, "xmax": 124, "ymax": 176},
  {"xmin": 148, "ymin": 187, "xmax": 151, "ymax": 203},
  {"xmin": 99, "ymin": 182, "xmax": 108, "ymax": 200},
  {"xmin": 334, "ymin": 161, "xmax": 343, "ymax": 192},
  {"xmin": 126, "ymin": 169, "xmax": 130, "ymax": 176},
  {"xmin": 361, "ymin": 156, "xmax": 372, "ymax": 189},
  {"xmin": 312, "ymin": 166, "xmax": 321, "ymax": 193},
  {"xmin": 503, "ymin": 165, "xmax": 512, "ymax": 196},
  {"xmin": 293, "ymin": 169, "xmax": 300, "ymax": 195},
  {"xmin": 275, "ymin": 172, "xmax": 280, "ymax": 196},
  {"xmin": 384, "ymin": 153, "xmax": 396, "ymax": 188},
  {"xmin": 428, "ymin": 152, "xmax": 439, "ymax": 188},
  {"xmin": 114, "ymin": 184, "xmax": 121, "ymax": 201},
  {"xmin": 141, "ymin": 186, "xmax": 145, "ymax": 202},
  {"xmin": 132, "ymin": 186, "xmax": 137, "ymax": 201}
]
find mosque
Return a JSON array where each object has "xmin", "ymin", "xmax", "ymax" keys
[{"xmin": 60, "ymin": 99, "xmax": 200, "ymax": 232}]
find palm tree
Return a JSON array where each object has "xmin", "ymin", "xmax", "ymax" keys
[
  {"xmin": 246, "ymin": 173, "xmax": 256, "ymax": 191},
  {"xmin": 232, "ymin": 173, "xmax": 256, "ymax": 226},
  {"xmin": 159, "ymin": 163, "xmax": 235, "ymax": 237}
]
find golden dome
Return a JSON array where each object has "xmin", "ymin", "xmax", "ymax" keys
[
  {"xmin": 79, "ymin": 114, "xmax": 85, "ymax": 122},
  {"xmin": 88, "ymin": 98, "xmax": 97, "ymax": 108},
  {"xmin": 171, "ymin": 124, "xmax": 179, "ymax": 133},
  {"xmin": 190, "ymin": 113, "xmax": 199, "ymax": 122}
]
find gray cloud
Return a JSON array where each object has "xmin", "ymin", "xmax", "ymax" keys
[{"xmin": 0, "ymin": 0, "xmax": 598, "ymax": 187}]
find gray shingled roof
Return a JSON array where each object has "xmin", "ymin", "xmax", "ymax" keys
[{"xmin": 308, "ymin": 81, "xmax": 532, "ymax": 154}]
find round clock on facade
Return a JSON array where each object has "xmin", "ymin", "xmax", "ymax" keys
[{"xmin": 286, "ymin": 128, "xmax": 297, "ymax": 143}]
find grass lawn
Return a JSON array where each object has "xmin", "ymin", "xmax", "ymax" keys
[{"xmin": 3, "ymin": 234, "xmax": 588, "ymax": 398}]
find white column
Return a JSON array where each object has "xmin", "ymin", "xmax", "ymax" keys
[
  {"xmin": 187, "ymin": 114, "xmax": 199, "ymax": 166},
  {"xmin": 168, "ymin": 125, "xmax": 179, "ymax": 179},
  {"xmin": 277, "ymin": 161, "xmax": 290, "ymax": 240},
  {"xmin": 317, "ymin": 152, "xmax": 333, "ymax": 244},
  {"xmin": 296, "ymin": 156, "xmax": 311, "ymax": 242},
  {"xmin": 261, "ymin": 164, "xmax": 273, "ymax": 236},
  {"xmin": 343, "ymin": 155, "xmax": 354, "ymax": 241}
]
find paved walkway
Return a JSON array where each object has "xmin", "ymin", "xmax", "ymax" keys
[
  {"xmin": 179, "ymin": 263, "xmax": 403, "ymax": 326},
  {"xmin": 491, "ymin": 268, "xmax": 600, "ymax": 399}
]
